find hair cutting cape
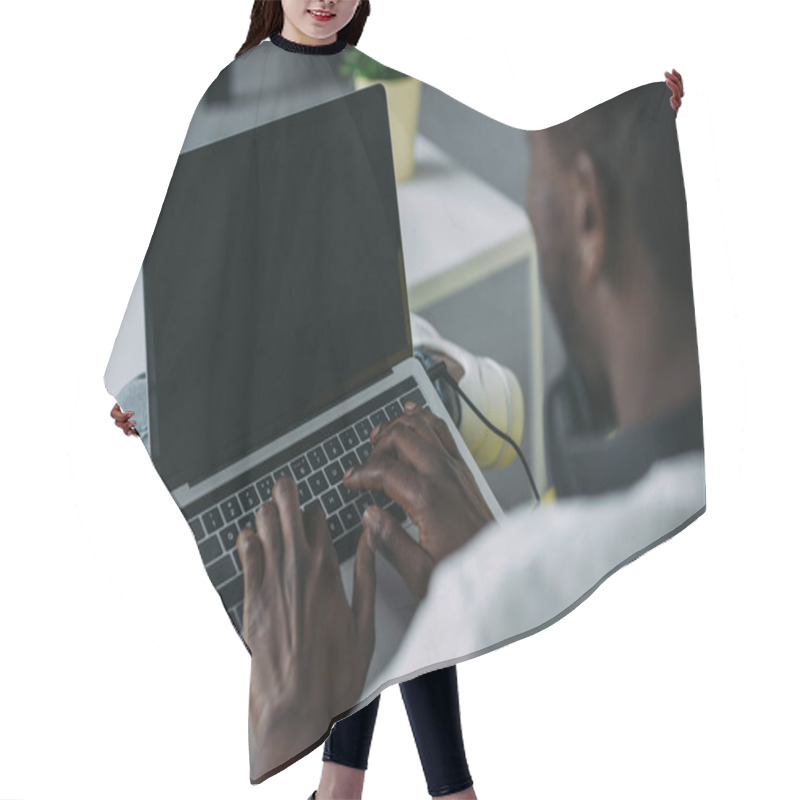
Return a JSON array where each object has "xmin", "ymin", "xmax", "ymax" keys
[{"xmin": 104, "ymin": 36, "xmax": 705, "ymax": 782}]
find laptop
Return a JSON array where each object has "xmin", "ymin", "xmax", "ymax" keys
[{"xmin": 141, "ymin": 83, "xmax": 504, "ymax": 665}]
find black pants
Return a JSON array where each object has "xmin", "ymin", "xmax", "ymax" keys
[{"xmin": 322, "ymin": 664, "xmax": 473, "ymax": 797}]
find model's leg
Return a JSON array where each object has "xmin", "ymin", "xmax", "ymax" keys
[
  {"xmin": 316, "ymin": 694, "xmax": 381, "ymax": 800},
  {"xmin": 400, "ymin": 666, "xmax": 476, "ymax": 798}
]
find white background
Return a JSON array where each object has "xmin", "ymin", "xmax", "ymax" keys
[{"xmin": 2, "ymin": 1, "xmax": 798, "ymax": 798}]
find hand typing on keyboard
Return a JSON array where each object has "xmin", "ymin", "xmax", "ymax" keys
[
  {"xmin": 342, "ymin": 402, "xmax": 495, "ymax": 601},
  {"xmin": 236, "ymin": 475, "xmax": 377, "ymax": 781}
]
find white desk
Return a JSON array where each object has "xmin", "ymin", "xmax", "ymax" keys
[{"xmin": 397, "ymin": 135, "xmax": 548, "ymax": 495}]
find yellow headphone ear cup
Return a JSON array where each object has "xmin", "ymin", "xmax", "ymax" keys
[{"xmin": 460, "ymin": 359, "xmax": 525, "ymax": 471}]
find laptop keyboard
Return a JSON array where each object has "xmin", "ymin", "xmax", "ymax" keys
[{"xmin": 182, "ymin": 376, "xmax": 427, "ymax": 634}]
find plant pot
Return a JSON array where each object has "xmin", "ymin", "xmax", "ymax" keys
[{"xmin": 354, "ymin": 75, "xmax": 421, "ymax": 183}]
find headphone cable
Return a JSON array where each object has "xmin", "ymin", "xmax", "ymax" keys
[{"xmin": 426, "ymin": 361, "xmax": 540, "ymax": 504}]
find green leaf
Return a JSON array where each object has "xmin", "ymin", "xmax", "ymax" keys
[{"xmin": 338, "ymin": 50, "xmax": 408, "ymax": 81}]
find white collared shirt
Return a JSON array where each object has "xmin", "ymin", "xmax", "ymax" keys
[{"xmin": 374, "ymin": 451, "xmax": 706, "ymax": 685}]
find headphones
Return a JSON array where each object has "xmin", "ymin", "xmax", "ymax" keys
[{"xmin": 545, "ymin": 360, "xmax": 703, "ymax": 499}]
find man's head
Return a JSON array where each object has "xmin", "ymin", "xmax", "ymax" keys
[{"xmin": 527, "ymin": 82, "xmax": 697, "ymax": 422}]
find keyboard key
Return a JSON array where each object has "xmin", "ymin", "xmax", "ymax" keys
[
  {"xmin": 208, "ymin": 554, "xmax": 236, "ymax": 587},
  {"xmin": 327, "ymin": 515, "xmax": 344, "ymax": 539},
  {"xmin": 387, "ymin": 502, "xmax": 407, "ymax": 523},
  {"xmin": 255, "ymin": 474, "xmax": 274, "ymax": 502},
  {"xmin": 199, "ymin": 535, "xmax": 222, "ymax": 565},
  {"xmin": 273, "ymin": 465, "xmax": 292, "ymax": 481},
  {"xmin": 341, "ymin": 451, "xmax": 359, "ymax": 472},
  {"xmin": 400, "ymin": 387, "xmax": 426, "ymax": 409},
  {"xmin": 355, "ymin": 493, "xmax": 375, "ymax": 517},
  {"xmin": 324, "ymin": 461, "xmax": 344, "ymax": 485},
  {"xmin": 339, "ymin": 427, "xmax": 360, "ymax": 450},
  {"xmin": 219, "ymin": 524, "xmax": 238, "ymax": 551},
  {"xmin": 232, "ymin": 549, "xmax": 242, "ymax": 572},
  {"xmin": 322, "ymin": 488, "xmax": 343, "ymax": 515},
  {"xmin": 238, "ymin": 486, "xmax": 260, "ymax": 512},
  {"xmin": 297, "ymin": 480, "xmax": 312, "ymax": 505},
  {"xmin": 220, "ymin": 496, "xmax": 243, "ymax": 522},
  {"xmin": 340, "ymin": 504, "xmax": 360, "ymax": 530},
  {"xmin": 370, "ymin": 409, "xmax": 388, "ymax": 427},
  {"xmin": 290, "ymin": 455, "xmax": 312, "ymax": 480},
  {"xmin": 354, "ymin": 419, "xmax": 373, "ymax": 442},
  {"xmin": 339, "ymin": 482, "xmax": 358, "ymax": 503},
  {"xmin": 385, "ymin": 400, "xmax": 404, "ymax": 420},
  {"xmin": 323, "ymin": 437, "xmax": 344, "ymax": 461},
  {"xmin": 307, "ymin": 445, "xmax": 327, "ymax": 470},
  {"xmin": 334, "ymin": 525, "xmax": 363, "ymax": 563},
  {"xmin": 356, "ymin": 442, "xmax": 373, "ymax": 463},
  {"xmin": 201, "ymin": 506, "xmax": 224, "ymax": 534},
  {"xmin": 238, "ymin": 512, "xmax": 255, "ymax": 531},
  {"xmin": 189, "ymin": 517, "xmax": 205, "ymax": 541},
  {"xmin": 308, "ymin": 471, "xmax": 329, "ymax": 496},
  {"xmin": 305, "ymin": 498, "xmax": 324, "ymax": 516},
  {"xmin": 219, "ymin": 574, "xmax": 244, "ymax": 610}
]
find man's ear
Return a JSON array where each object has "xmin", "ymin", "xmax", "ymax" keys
[{"xmin": 572, "ymin": 150, "xmax": 606, "ymax": 288}]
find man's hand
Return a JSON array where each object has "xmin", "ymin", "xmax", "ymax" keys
[
  {"xmin": 343, "ymin": 402, "xmax": 495, "ymax": 601},
  {"xmin": 236, "ymin": 476, "xmax": 376, "ymax": 780}
]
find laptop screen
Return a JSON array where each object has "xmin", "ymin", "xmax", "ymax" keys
[{"xmin": 143, "ymin": 85, "xmax": 412, "ymax": 491}]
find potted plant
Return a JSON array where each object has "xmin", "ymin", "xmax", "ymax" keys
[{"xmin": 339, "ymin": 51, "xmax": 421, "ymax": 183}]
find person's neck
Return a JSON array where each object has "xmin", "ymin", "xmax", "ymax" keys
[{"xmin": 602, "ymin": 267, "xmax": 701, "ymax": 430}]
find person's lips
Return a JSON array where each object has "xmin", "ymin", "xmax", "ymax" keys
[{"xmin": 308, "ymin": 9, "xmax": 335, "ymax": 21}]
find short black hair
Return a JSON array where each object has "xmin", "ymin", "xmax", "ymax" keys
[{"xmin": 546, "ymin": 82, "xmax": 693, "ymax": 301}]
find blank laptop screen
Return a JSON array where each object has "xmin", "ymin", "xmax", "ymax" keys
[{"xmin": 143, "ymin": 86, "xmax": 411, "ymax": 491}]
